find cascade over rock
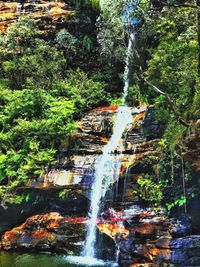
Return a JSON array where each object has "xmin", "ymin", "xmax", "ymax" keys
[
  {"xmin": 0, "ymin": 105, "xmax": 160, "ymax": 241},
  {"xmin": 29, "ymin": 105, "xmax": 160, "ymax": 190},
  {"xmin": 1, "ymin": 106, "xmax": 200, "ymax": 266}
]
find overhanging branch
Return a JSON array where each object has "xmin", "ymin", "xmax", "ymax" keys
[{"xmin": 140, "ymin": 73, "xmax": 190, "ymax": 127}]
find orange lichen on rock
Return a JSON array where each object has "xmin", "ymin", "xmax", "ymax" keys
[
  {"xmin": 126, "ymin": 111, "xmax": 147, "ymax": 133},
  {"xmin": 148, "ymin": 248, "xmax": 171, "ymax": 259},
  {"xmin": 120, "ymin": 150, "xmax": 158, "ymax": 175},
  {"xmin": 32, "ymin": 229, "xmax": 56, "ymax": 241},
  {"xmin": 0, "ymin": 2, "xmax": 17, "ymax": 32},
  {"xmin": 98, "ymin": 223, "xmax": 129, "ymax": 240},
  {"xmin": 26, "ymin": 212, "xmax": 62, "ymax": 226},
  {"xmin": 100, "ymin": 137, "xmax": 108, "ymax": 143},
  {"xmin": 0, "ymin": 1, "xmax": 74, "ymax": 34},
  {"xmin": 50, "ymin": 2, "xmax": 71, "ymax": 21},
  {"xmin": 120, "ymin": 155, "xmax": 136, "ymax": 174},
  {"xmin": 64, "ymin": 217, "xmax": 87, "ymax": 224},
  {"xmin": 95, "ymin": 106, "xmax": 119, "ymax": 112},
  {"xmin": 129, "ymin": 264, "xmax": 153, "ymax": 267},
  {"xmin": 46, "ymin": 220, "xmax": 60, "ymax": 229},
  {"xmin": 135, "ymin": 223, "xmax": 156, "ymax": 237},
  {"xmin": 1, "ymin": 223, "xmax": 26, "ymax": 250},
  {"xmin": 3, "ymin": 228, "xmax": 20, "ymax": 242},
  {"xmin": 0, "ymin": 3, "xmax": 17, "ymax": 14},
  {"xmin": 0, "ymin": 212, "xmax": 87, "ymax": 252}
]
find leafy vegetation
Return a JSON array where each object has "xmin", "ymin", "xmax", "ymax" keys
[
  {"xmin": 0, "ymin": 0, "xmax": 199, "ymax": 214},
  {"xmin": 135, "ymin": 174, "xmax": 163, "ymax": 206},
  {"xmin": 0, "ymin": 17, "xmax": 109, "ymax": 203}
]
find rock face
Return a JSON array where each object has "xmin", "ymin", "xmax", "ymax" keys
[
  {"xmin": 29, "ymin": 105, "xmax": 160, "ymax": 191},
  {"xmin": 96, "ymin": 206, "xmax": 172, "ymax": 266},
  {"xmin": 0, "ymin": 212, "xmax": 87, "ymax": 253},
  {"xmin": 2, "ymin": 206, "xmax": 200, "ymax": 266},
  {"xmin": 96, "ymin": 207, "xmax": 200, "ymax": 267},
  {"xmin": 1, "ymin": 106, "xmax": 200, "ymax": 266},
  {"xmin": 0, "ymin": 1, "xmax": 74, "ymax": 33},
  {"xmin": 0, "ymin": 188, "xmax": 89, "ymax": 236},
  {"xmin": 0, "ymin": 105, "xmax": 163, "ymax": 258},
  {"xmin": 0, "ymin": 105, "xmax": 160, "ymax": 242}
]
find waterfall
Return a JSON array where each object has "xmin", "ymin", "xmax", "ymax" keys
[
  {"xmin": 83, "ymin": 107, "xmax": 133, "ymax": 258},
  {"xmin": 122, "ymin": 33, "xmax": 135, "ymax": 103},
  {"xmin": 66, "ymin": 33, "xmax": 135, "ymax": 266},
  {"xmin": 83, "ymin": 33, "xmax": 134, "ymax": 259}
]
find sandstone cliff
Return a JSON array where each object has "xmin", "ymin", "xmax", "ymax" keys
[{"xmin": 0, "ymin": 0, "xmax": 74, "ymax": 33}]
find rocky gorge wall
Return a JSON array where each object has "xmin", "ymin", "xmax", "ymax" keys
[
  {"xmin": 0, "ymin": 105, "xmax": 159, "ymax": 237},
  {"xmin": 1, "ymin": 106, "xmax": 200, "ymax": 266},
  {"xmin": 28, "ymin": 105, "xmax": 160, "ymax": 196},
  {"xmin": 0, "ymin": 105, "xmax": 161, "ymax": 244},
  {"xmin": 0, "ymin": 0, "xmax": 74, "ymax": 33}
]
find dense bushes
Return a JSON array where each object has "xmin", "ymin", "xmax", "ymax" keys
[{"xmin": 0, "ymin": 17, "xmax": 109, "ymax": 203}]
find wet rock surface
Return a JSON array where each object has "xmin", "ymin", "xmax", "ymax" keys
[
  {"xmin": 96, "ymin": 206, "xmax": 200, "ymax": 267},
  {"xmin": 0, "ymin": 188, "xmax": 88, "ymax": 236},
  {"xmin": 171, "ymin": 215, "xmax": 200, "ymax": 238},
  {"xmin": 2, "ymin": 106, "xmax": 199, "ymax": 266},
  {"xmin": 30, "ymin": 106, "xmax": 160, "ymax": 189},
  {"xmin": 0, "ymin": 106, "xmax": 160, "ymax": 240},
  {"xmin": 96, "ymin": 206, "xmax": 172, "ymax": 266},
  {"xmin": 0, "ymin": 212, "xmax": 87, "ymax": 254}
]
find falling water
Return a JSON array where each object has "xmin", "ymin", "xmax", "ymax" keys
[
  {"xmin": 122, "ymin": 32, "xmax": 135, "ymax": 103},
  {"xmin": 83, "ymin": 107, "xmax": 133, "ymax": 258},
  {"xmin": 83, "ymin": 33, "xmax": 135, "ymax": 260}
]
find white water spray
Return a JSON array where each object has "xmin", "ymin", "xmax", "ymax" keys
[{"xmin": 83, "ymin": 33, "xmax": 135, "ymax": 259}]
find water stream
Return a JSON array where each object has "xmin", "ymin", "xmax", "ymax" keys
[
  {"xmin": 67, "ymin": 33, "xmax": 135, "ymax": 266},
  {"xmin": 83, "ymin": 107, "xmax": 133, "ymax": 259}
]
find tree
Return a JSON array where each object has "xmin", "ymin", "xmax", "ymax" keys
[{"xmin": 56, "ymin": 29, "xmax": 78, "ymax": 61}]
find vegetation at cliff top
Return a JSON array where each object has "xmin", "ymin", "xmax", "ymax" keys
[{"xmin": 0, "ymin": 0, "xmax": 199, "ymax": 212}]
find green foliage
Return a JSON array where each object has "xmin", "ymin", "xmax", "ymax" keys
[
  {"xmin": 0, "ymin": 0, "xmax": 198, "ymax": 213},
  {"xmin": 164, "ymin": 119, "xmax": 187, "ymax": 149},
  {"xmin": 0, "ymin": 17, "xmax": 40, "ymax": 53},
  {"xmin": 166, "ymin": 195, "xmax": 187, "ymax": 212},
  {"xmin": 56, "ymin": 29, "xmax": 78, "ymax": 60},
  {"xmin": 59, "ymin": 189, "xmax": 71, "ymax": 200},
  {"xmin": 97, "ymin": 0, "xmax": 125, "ymax": 65},
  {"xmin": 82, "ymin": 35, "xmax": 94, "ymax": 52},
  {"xmin": 54, "ymin": 69, "xmax": 110, "ymax": 116},
  {"xmin": 3, "ymin": 40, "xmax": 66, "ymax": 90},
  {"xmin": 135, "ymin": 175, "xmax": 163, "ymax": 205},
  {"xmin": 110, "ymin": 98, "xmax": 123, "ymax": 106},
  {"xmin": 127, "ymin": 84, "xmax": 148, "ymax": 106},
  {"xmin": 0, "ymin": 17, "xmax": 109, "ymax": 203}
]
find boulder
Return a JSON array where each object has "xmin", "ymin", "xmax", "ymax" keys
[
  {"xmin": 0, "ymin": 212, "xmax": 87, "ymax": 253},
  {"xmin": 0, "ymin": 188, "xmax": 88, "ymax": 236},
  {"xmin": 171, "ymin": 215, "xmax": 199, "ymax": 238},
  {"xmin": 135, "ymin": 223, "xmax": 156, "ymax": 239},
  {"xmin": 170, "ymin": 235, "xmax": 200, "ymax": 249},
  {"xmin": 155, "ymin": 238, "xmax": 170, "ymax": 249}
]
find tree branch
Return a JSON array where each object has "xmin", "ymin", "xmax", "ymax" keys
[{"xmin": 140, "ymin": 72, "xmax": 190, "ymax": 127}]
